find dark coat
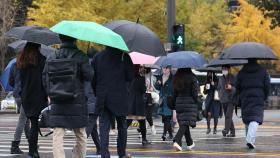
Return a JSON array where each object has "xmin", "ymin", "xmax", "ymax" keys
[
  {"xmin": 43, "ymin": 42, "xmax": 93, "ymax": 128},
  {"xmin": 154, "ymin": 74, "xmax": 173, "ymax": 116},
  {"xmin": 9, "ymin": 63, "xmax": 21, "ymax": 99},
  {"xmin": 127, "ymin": 75, "xmax": 146, "ymax": 116},
  {"xmin": 236, "ymin": 62, "xmax": 270, "ymax": 125},
  {"xmin": 92, "ymin": 47, "xmax": 134, "ymax": 116},
  {"xmin": 217, "ymin": 74, "xmax": 236, "ymax": 104},
  {"xmin": 20, "ymin": 53, "xmax": 47, "ymax": 117},
  {"xmin": 203, "ymin": 75, "xmax": 222, "ymax": 118},
  {"xmin": 84, "ymin": 81, "xmax": 96, "ymax": 114},
  {"xmin": 173, "ymin": 72, "xmax": 198, "ymax": 127}
]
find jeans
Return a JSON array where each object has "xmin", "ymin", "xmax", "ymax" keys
[
  {"xmin": 14, "ymin": 105, "xmax": 30, "ymax": 141},
  {"xmin": 145, "ymin": 105, "xmax": 154, "ymax": 126},
  {"xmin": 162, "ymin": 115, "xmax": 172, "ymax": 137},
  {"xmin": 53, "ymin": 128, "xmax": 87, "ymax": 158},
  {"xmin": 174, "ymin": 125, "xmax": 193, "ymax": 146},
  {"xmin": 245, "ymin": 121, "xmax": 259, "ymax": 145},
  {"xmin": 99, "ymin": 108, "xmax": 127, "ymax": 158},
  {"xmin": 28, "ymin": 116, "xmax": 39, "ymax": 155},
  {"xmin": 86, "ymin": 114, "xmax": 100, "ymax": 152},
  {"xmin": 223, "ymin": 103, "xmax": 235, "ymax": 134}
]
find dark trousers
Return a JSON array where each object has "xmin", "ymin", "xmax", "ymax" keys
[
  {"xmin": 127, "ymin": 119, "xmax": 147, "ymax": 141},
  {"xmin": 174, "ymin": 125, "xmax": 193, "ymax": 146},
  {"xmin": 223, "ymin": 103, "xmax": 235, "ymax": 134},
  {"xmin": 99, "ymin": 108, "xmax": 127, "ymax": 158},
  {"xmin": 28, "ymin": 116, "xmax": 39, "ymax": 155},
  {"xmin": 162, "ymin": 116, "xmax": 172, "ymax": 137},
  {"xmin": 110, "ymin": 115, "xmax": 116, "ymax": 130},
  {"xmin": 145, "ymin": 105, "xmax": 154, "ymax": 126},
  {"xmin": 86, "ymin": 114, "xmax": 101, "ymax": 152}
]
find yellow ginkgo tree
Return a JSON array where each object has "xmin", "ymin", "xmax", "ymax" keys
[{"xmin": 221, "ymin": 0, "xmax": 280, "ymax": 71}]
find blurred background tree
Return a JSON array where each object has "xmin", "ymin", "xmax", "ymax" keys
[{"xmin": 221, "ymin": 0, "xmax": 280, "ymax": 73}]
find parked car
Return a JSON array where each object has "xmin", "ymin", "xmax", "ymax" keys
[{"xmin": 0, "ymin": 92, "xmax": 16, "ymax": 111}]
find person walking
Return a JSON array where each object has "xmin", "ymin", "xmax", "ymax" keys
[
  {"xmin": 144, "ymin": 67, "xmax": 158, "ymax": 135},
  {"xmin": 154, "ymin": 66, "xmax": 173, "ymax": 141},
  {"xmin": 218, "ymin": 66, "xmax": 236, "ymax": 137},
  {"xmin": 43, "ymin": 34, "xmax": 93, "ymax": 158},
  {"xmin": 171, "ymin": 68, "xmax": 198, "ymax": 151},
  {"xmin": 203, "ymin": 72, "xmax": 222, "ymax": 134},
  {"xmin": 92, "ymin": 46, "xmax": 134, "ymax": 158},
  {"xmin": 9, "ymin": 61, "xmax": 30, "ymax": 154},
  {"xmin": 85, "ymin": 48, "xmax": 101, "ymax": 155},
  {"xmin": 127, "ymin": 65, "xmax": 150, "ymax": 146},
  {"xmin": 236, "ymin": 59, "xmax": 270, "ymax": 149},
  {"xmin": 17, "ymin": 42, "xmax": 48, "ymax": 158}
]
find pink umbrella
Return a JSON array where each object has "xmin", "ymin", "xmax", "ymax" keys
[{"xmin": 129, "ymin": 52, "xmax": 159, "ymax": 65}]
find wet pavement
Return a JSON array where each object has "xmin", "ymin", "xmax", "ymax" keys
[{"xmin": 0, "ymin": 110, "xmax": 279, "ymax": 157}]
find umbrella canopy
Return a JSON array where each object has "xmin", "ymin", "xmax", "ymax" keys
[
  {"xmin": 51, "ymin": 20, "xmax": 129, "ymax": 52},
  {"xmin": 8, "ymin": 40, "xmax": 56, "ymax": 57},
  {"xmin": 158, "ymin": 51, "xmax": 207, "ymax": 68},
  {"xmin": 196, "ymin": 66, "xmax": 222, "ymax": 73},
  {"xmin": 129, "ymin": 52, "xmax": 159, "ymax": 65},
  {"xmin": 207, "ymin": 58, "xmax": 248, "ymax": 67},
  {"xmin": 220, "ymin": 42, "xmax": 278, "ymax": 60},
  {"xmin": 105, "ymin": 20, "xmax": 166, "ymax": 57},
  {"xmin": 0, "ymin": 58, "xmax": 16, "ymax": 92},
  {"xmin": 5, "ymin": 26, "xmax": 61, "ymax": 46}
]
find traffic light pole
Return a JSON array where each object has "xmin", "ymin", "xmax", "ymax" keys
[{"xmin": 167, "ymin": 0, "xmax": 175, "ymax": 43}]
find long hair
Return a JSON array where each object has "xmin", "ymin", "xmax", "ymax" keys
[
  {"xmin": 17, "ymin": 42, "xmax": 41, "ymax": 69},
  {"xmin": 173, "ymin": 68, "xmax": 192, "ymax": 91}
]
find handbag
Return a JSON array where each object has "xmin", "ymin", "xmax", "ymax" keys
[{"xmin": 38, "ymin": 106, "xmax": 51, "ymax": 128}]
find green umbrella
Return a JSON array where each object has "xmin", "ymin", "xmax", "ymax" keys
[{"xmin": 50, "ymin": 20, "xmax": 129, "ymax": 52}]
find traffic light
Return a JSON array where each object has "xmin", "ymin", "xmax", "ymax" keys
[{"xmin": 172, "ymin": 24, "xmax": 185, "ymax": 52}]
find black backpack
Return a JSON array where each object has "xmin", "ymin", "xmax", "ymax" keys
[{"xmin": 45, "ymin": 51, "xmax": 79, "ymax": 102}]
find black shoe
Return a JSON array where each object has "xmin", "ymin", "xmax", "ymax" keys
[
  {"xmin": 222, "ymin": 130, "xmax": 227, "ymax": 137},
  {"xmin": 28, "ymin": 151, "xmax": 40, "ymax": 158},
  {"xmin": 168, "ymin": 135, "xmax": 173, "ymax": 140},
  {"xmin": 227, "ymin": 133, "xmax": 235, "ymax": 137},
  {"xmin": 162, "ymin": 135, "xmax": 166, "ymax": 141},
  {"xmin": 206, "ymin": 128, "xmax": 211, "ymax": 134},
  {"xmin": 119, "ymin": 154, "xmax": 131, "ymax": 158},
  {"xmin": 213, "ymin": 128, "xmax": 217, "ymax": 134},
  {"xmin": 246, "ymin": 143, "xmax": 255, "ymax": 149},
  {"xmin": 96, "ymin": 150, "xmax": 101, "ymax": 155},
  {"xmin": 142, "ymin": 140, "xmax": 151, "ymax": 146},
  {"xmin": 10, "ymin": 141, "xmax": 24, "ymax": 154}
]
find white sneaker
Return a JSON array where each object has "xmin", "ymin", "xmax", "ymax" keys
[
  {"xmin": 65, "ymin": 129, "xmax": 72, "ymax": 135},
  {"xmin": 186, "ymin": 142, "xmax": 195, "ymax": 150},
  {"xmin": 173, "ymin": 142, "xmax": 182, "ymax": 151},
  {"xmin": 151, "ymin": 125, "xmax": 157, "ymax": 135},
  {"xmin": 109, "ymin": 129, "xmax": 117, "ymax": 135}
]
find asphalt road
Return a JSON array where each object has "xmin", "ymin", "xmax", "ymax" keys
[{"xmin": 0, "ymin": 110, "xmax": 279, "ymax": 158}]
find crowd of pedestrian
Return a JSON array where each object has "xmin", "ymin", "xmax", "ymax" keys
[{"xmin": 4, "ymin": 26, "xmax": 271, "ymax": 158}]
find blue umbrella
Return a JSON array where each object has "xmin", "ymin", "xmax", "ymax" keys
[
  {"xmin": 158, "ymin": 51, "xmax": 207, "ymax": 68},
  {"xmin": 0, "ymin": 58, "xmax": 16, "ymax": 92}
]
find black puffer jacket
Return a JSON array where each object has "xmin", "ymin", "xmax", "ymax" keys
[
  {"xmin": 236, "ymin": 62, "xmax": 270, "ymax": 125},
  {"xmin": 173, "ymin": 70, "xmax": 199, "ymax": 127},
  {"xmin": 43, "ymin": 42, "xmax": 93, "ymax": 128}
]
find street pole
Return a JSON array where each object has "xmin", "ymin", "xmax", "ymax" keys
[{"xmin": 166, "ymin": 0, "xmax": 175, "ymax": 52}]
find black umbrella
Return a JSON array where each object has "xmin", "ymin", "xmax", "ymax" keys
[
  {"xmin": 196, "ymin": 66, "xmax": 222, "ymax": 73},
  {"xmin": 157, "ymin": 51, "xmax": 207, "ymax": 69},
  {"xmin": 104, "ymin": 20, "xmax": 166, "ymax": 57},
  {"xmin": 220, "ymin": 42, "xmax": 278, "ymax": 60},
  {"xmin": 207, "ymin": 58, "xmax": 248, "ymax": 67},
  {"xmin": 5, "ymin": 26, "xmax": 61, "ymax": 46},
  {"xmin": 8, "ymin": 40, "xmax": 56, "ymax": 57}
]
